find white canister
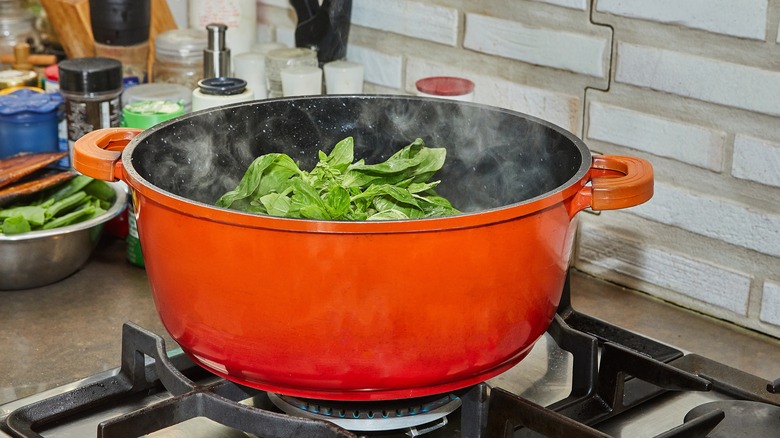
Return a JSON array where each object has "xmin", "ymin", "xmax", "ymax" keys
[
  {"xmin": 415, "ymin": 76, "xmax": 475, "ymax": 102},
  {"xmin": 188, "ymin": 0, "xmax": 256, "ymax": 56},
  {"xmin": 192, "ymin": 77, "xmax": 254, "ymax": 111},
  {"xmin": 233, "ymin": 52, "xmax": 267, "ymax": 99},
  {"xmin": 323, "ymin": 60, "xmax": 364, "ymax": 95},
  {"xmin": 280, "ymin": 65, "xmax": 322, "ymax": 97}
]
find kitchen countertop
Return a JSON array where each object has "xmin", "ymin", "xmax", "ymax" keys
[{"xmin": 2, "ymin": 236, "xmax": 780, "ymax": 406}]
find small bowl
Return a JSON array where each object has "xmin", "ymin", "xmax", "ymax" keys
[{"xmin": 0, "ymin": 183, "xmax": 127, "ymax": 290}]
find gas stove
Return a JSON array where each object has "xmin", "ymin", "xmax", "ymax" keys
[{"xmin": 2, "ymin": 274, "xmax": 779, "ymax": 437}]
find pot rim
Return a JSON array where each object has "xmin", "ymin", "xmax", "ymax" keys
[
  {"xmin": 0, "ymin": 182, "xmax": 127, "ymax": 242},
  {"xmin": 120, "ymin": 95, "xmax": 592, "ymax": 233}
]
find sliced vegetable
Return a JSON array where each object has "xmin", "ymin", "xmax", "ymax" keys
[
  {"xmin": 216, "ymin": 137, "xmax": 460, "ymax": 220},
  {"xmin": 2, "ymin": 215, "xmax": 31, "ymax": 234},
  {"xmin": 0, "ymin": 176, "xmax": 116, "ymax": 234}
]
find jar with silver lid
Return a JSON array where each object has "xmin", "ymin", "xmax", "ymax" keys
[{"xmin": 152, "ymin": 28, "xmax": 207, "ymax": 89}]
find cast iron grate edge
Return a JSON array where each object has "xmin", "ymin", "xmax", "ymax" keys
[
  {"xmin": 484, "ymin": 273, "xmax": 722, "ymax": 437},
  {"xmin": 1, "ymin": 323, "xmax": 356, "ymax": 438}
]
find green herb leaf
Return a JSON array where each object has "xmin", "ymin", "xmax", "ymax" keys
[{"xmin": 217, "ymin": 137, "xmax": 460, "ymax": 221}]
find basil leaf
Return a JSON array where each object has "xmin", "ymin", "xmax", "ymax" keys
[
  {"xmin": 217, "ymin": 137, "xmax": 460, "ymax": 221},
  {"xmin": 260, "ymin": 193, "xmax": 292, "ymax": 217}
]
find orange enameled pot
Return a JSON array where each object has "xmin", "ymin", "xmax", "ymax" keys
[{"xmin": 73, "ymin": 96, "xmax": 652, "ymax": 401}]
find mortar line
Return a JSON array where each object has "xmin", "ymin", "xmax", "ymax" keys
[{"xmin": 582, "ymin": 0, "xmax": 615, "ymax": 137}]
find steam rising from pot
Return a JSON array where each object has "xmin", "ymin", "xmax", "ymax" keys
[{"xmin": 130, "ymin": 96, "xmax": 585, "ymax": 215}]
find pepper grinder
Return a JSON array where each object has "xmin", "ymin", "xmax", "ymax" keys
[{"xmin": 204, "ymin": 23, "xmax": 231, "ymax": 79}]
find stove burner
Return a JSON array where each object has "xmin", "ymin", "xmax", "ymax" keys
[
  {"xmin": 267, "ymin": 392, "xmax": 462, "ymax": 433},
  {"xmin": 684, "ymin": 400, "xmax": 780, "ymax": 437}
]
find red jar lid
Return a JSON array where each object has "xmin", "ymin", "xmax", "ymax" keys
[
  {"xmin": 415, "ymin": 76, "xmax": 475, "ymax": 96},
  {"xmin": 45, "ymin": 64, "xmax": 59, "ymax": 82}
]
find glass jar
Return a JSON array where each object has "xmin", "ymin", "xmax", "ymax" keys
[
  {"xmin": 152, "ymin": 28, "xmax": 207, "ymax": 89},
  {"xmin": 58, "ymin": 57, "xmax": 123, "ymax": 167},
  {"xmin": 0, "ymin": 0, "xmax": 38, "ymax": 64},
  {"xmin": 264, "ymin": 47, "xmax": 318, "ymax": 98}
]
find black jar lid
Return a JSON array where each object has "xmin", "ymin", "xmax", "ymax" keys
[
  {"xmin": 58, "ymin": 57, "xmax": 123, "ymax": 93},
  {"xmin": 90, "ymin": 0, "xmax": 151, "ymax": 46},
  {"xmin": 198, "ymin": 77, "xmax": 248, "ymax": 96}
]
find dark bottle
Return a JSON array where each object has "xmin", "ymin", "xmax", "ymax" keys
[{"xmin": 89, "ymin": 0, "xmax": 152, "ymax": 87}]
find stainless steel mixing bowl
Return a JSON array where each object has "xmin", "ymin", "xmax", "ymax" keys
[{"xmin": 0, "ymin": 183, "xmax": 127, "ymax": 290}]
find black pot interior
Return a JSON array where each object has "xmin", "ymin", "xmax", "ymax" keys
[{"xmin": 130, "ymin": 96, "xmax": 588, "ymax": 214}]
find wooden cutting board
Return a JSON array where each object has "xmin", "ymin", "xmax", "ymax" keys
[
  {"xmin": 148, "ymin": 0, "xmax": 179, "ymax": 81},
  {"xmin": 41, "ymin": 0, "xmax": 95, "ymax": 59},
  {"xmin": 41, "ymin": 0, "xmax": 178, "ymax": 73}
]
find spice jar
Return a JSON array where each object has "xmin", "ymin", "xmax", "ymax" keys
[
  {"xmin": 152, "ymin": 28, "xmax": 207, "ymax": 89},
  {"xmin": 58, "ymin": 57, "xmax": 123, "ymax": 167}
]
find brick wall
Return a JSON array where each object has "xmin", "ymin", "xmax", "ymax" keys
[{"xmin": 256, "ymin": 0, "xmax": 780, "ymax": 338}]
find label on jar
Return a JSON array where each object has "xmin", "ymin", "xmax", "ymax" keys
[
  {"xmin": 126, "ymin": 207, "xmax": 145, "ymax": 267},
  {"xmin": 65, "ymin": 96, "xmax": 121, "ymax": 166}
]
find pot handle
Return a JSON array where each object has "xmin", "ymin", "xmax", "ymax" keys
[
  {"xmin": 570, "ymin": 155, "xmax": 654, "ymax": 214},
  {"xmin": 73, "ymin": 128, "xmax": 142, "ymax": 182}
]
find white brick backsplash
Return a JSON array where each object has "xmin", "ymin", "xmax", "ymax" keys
[
  {"xmin": 616, "ymin": 43, "xmax": 780, "ymax": 117},
  {"xmin": 531, "ymin": 0, "xmax": 587, "ymax": 10},
  {"xmin": 596, "ymin": 0, "xmax": 768, "ymax": 40},
  {"xmin": 587, "ymin": 102, "xmax": 726, "ymax": 171},
  {"xmin": 347, "ymin": 45, "xmax": 404, "ymax": 90},
  {"xmin": 760, "ymin": 280, "xmax": 780, "ymax": 326},
  {"xmin": 351, "ymin": 0, "xmax": 458, "ymax": 46},
  {"xmin": 732, "ymin": 135, "xmax": 780, "ymax": 188},
  {"xmin": 406, "ymin": 58, "xmax": 581, "ymax": 132},
  {"xmin": 578, "ymin": 222, "xmax": 752, "ymax": 314},
  {"xmin": 630, "ymin": 182, "xmax": 780, "ymax": 257},
  {"xmin": 464, "ymin": 13, "xmax": 609, "ymax": 78}
]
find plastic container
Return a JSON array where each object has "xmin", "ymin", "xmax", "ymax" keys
[
  {"xmin": 280, "ymin": 65, "xmax": 321, "ymax": 97},
  {"xmin": 58, "ymin": 57, "xmax": 123, "ymax": 167},
  {"xmin": 191, "ymin": 77, "xmax": 253, "ymax": 111},
  {"xmin": 323, "ymin": 60, "xmax": 364, "ymax": 94},
  {"xmin": 264, "ymin": 48, "xmax": 318, "ymax": 98},
  {"xmin": 233, "ymin": 52, "xmax": 266, "ymax": 99},
  {"xmin": 90, "ymin": 0, "xmax": 151, "ymax": 86},
  {"xmin": 152, "ymin": 28, "xmax": 207, "ymax": 88},
  {"xmin": 415, "ymin": 76, "xmax": 475, "ymax": 102},
  {"xmin": 122, "ymin": 100, "xmax": 185, "ymax": 129},
  {"xmin": 0, "ymin": 88, "xmax": 61, "ymax": 158},
  {"xmin": 122, "ymin": 82, "xmax": 192, "ymax": 113}
]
